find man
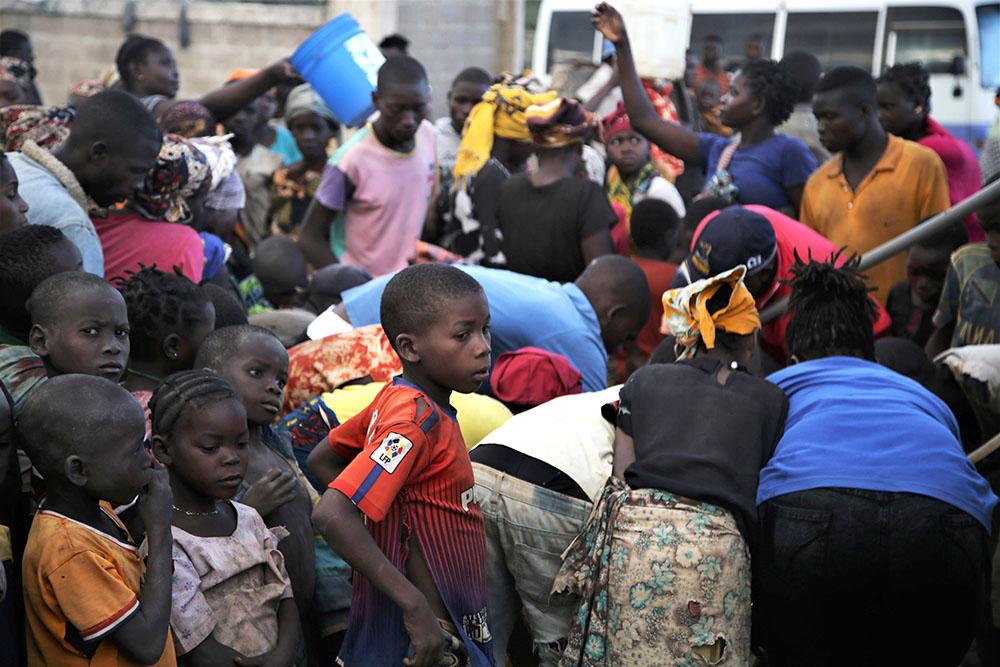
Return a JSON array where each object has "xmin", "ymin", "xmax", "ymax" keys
[
  {"xmin": 337, "ymin": 256, "xmax": 650, "ymax": 392},
  {"xmin": 470, "ymin": 386, "xmax": 621, "ymax": 667},
  {"xmin": 800, "ymin": 66, "xmax": 950, "ymax": 304},
  {"xmin": 8, "ymin": 90, "xmax": 161, "ymax": 276},
  {"xmin": 434, "ymin": 67, "xmax": 492, "ymax": 188},
  {"xmin": 778, "ymin": 50, "xmax": 830, "ymax": 164},
  {"xmin": 298, "ymin": 56, "xmax": 437, "ymax": 276},
  {"xmin": 674, "ymin": 204, "xmax": 892, "ymax": 365},
  {"xmin": 693, "ymin": 34, "xmax": 728, "ymax": 97}
]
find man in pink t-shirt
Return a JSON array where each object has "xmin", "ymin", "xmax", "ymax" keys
[
  {"xmin": 674, "ymin": 204, "xmax": 892, "ymax": 364},
  {"xmin": 298, "ymin": 56, "xmax": 437, "ymax": 276}
]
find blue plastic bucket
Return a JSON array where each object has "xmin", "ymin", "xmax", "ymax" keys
[{"xmin": 291, "ymin": 13, "xmax": 385, "ymax": 127}]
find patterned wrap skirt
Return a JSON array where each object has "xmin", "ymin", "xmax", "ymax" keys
[{"xmin": 552, "ymin": 476, "xmax": 752, "ymax": 666}]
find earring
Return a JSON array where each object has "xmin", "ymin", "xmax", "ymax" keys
[{"xmin": 915, "ymin": 105, "xmax": 923, "ymax": 113}]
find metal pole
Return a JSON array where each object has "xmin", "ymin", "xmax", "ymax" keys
[
  {"xmin": 968, "ymin": 431, "xmax": 1000, "ymax": 465},
  {"xmin": 760, "ymin": 178, "xmax": 1000, "ymax": 324}
]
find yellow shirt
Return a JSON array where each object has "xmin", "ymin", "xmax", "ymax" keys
[
  {"xmin": 324, "ymin": 383, "xmax": 513, "ymax": 449},
  {"xmin": 800, "ymin": 134, "xmax": 950, "ymax": 304},
  {"xmin": 22, "ymin": 505, "xmax": 177, "ymax": 667}
]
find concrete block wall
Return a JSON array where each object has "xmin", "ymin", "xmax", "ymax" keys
[{"xmin": 0, "ymin": 0, "xmax": 523, "ymax": 120}]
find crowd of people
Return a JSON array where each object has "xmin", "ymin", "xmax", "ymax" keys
[{"xmin": 0, "ymin": 1, "xmax": 1000, "ymax": 664}]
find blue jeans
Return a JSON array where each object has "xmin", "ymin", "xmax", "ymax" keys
[
  {"xmin": 758, "ymin": 488, "xmax": 990, "ymax": 667},
  {"xmin": 472, "ymin": 463, "xmax": 591, "ymax": 667}
]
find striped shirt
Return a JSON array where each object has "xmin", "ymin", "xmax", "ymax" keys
[{"xmin": 328, "ymin": 377, "xmax": 493, "ymax": 666}]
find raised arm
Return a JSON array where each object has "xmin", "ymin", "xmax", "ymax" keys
[
  {"xmin": 109, "ymin": 469, "xmax": 174, "ymax": 665},
  {"xmin": 592, "ymin": 3, "xmax": 702, "ymax": 164},
  {"xmin": 199, "ymin": 60, "xmax": 299, "ymax": 122}
]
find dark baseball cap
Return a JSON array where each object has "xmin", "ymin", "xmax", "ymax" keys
[{"xmin": 677, "ymin": 206, "xmax": 777, "ymax": 284}]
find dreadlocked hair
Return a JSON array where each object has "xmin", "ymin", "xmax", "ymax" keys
[
  {"xmin": 784, "ymin": 251, "xmax": 878, "ymax": 361},
  {"xmin": 149, "ymin": 369, "xmax": 239, "ymax": 438},
  {"xmin": 114, "ymin": 265, "xmax": 211, "ymax": 363}
]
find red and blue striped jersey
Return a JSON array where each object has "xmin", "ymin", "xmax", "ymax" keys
[{"xmin": 328, "ymin": 377, "xmax": 494, "ymax": 666}]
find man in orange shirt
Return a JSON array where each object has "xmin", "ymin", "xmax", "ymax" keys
[{"xmin": 800, "ymin": 66, "xmax": 949, "ymax": 304}]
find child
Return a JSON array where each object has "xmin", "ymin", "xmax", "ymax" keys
[
  {"xmin": 148, "ymin": 369, "xmax": 298, "ymax": 664},
  {"xmin": 1, "ymin": 272, "xmax": 129, "ymax": 416},
  {"xmin": 297, "ymin": 56, "xmax": 438, "ymax": 274},
  {"xmin": 602, "ymin": 101, "xmax": 685, "ymax": 258},
  {"xmin": 238, "ymin": 236, "xmax": 309, "ymax": 314},
  {"xmin": 268, "ymin": 84, "xmax": 339, "ymax": 238},
  {"xmin": 18, "ymin": 374, "xmax": 175, "ymax": 666},
  {"xmin": 116, "ymin": 266, "xmax": 216, "ymax": 395},
  {"xmin": 928, "ymin": 186, "xmax": 1000, "ymax": 354},
  {"xmin": 309, "ymin": 263, "xmax": 494, "ymax": 666},
  {"xmin": 194, "ymin": 325, "xmax": 316, "ymax": 621},
  {"xmin": 885, "ymin": 223, "xmax": 966, "ymax": 347},
  {"xmin": 629, "ymin": 198, "xmax": 680, "ymax": 361},
  {"xmin": 0, "ymin": 224, "xmax": 83, "ymax": 345}
]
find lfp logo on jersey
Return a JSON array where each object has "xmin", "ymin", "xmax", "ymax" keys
[{"xmin": 370, "ymin": 432, "xmax": 413, "ymax": 474}]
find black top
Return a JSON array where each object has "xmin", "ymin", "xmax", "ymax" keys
[
  {"xmin": 619, "ymin": 357, "xmax": 788, "ymax": 547},
  {"xmin": 470, "ymin": 444, "xmax": 590, "ymax": 501},
  {"xmin": 886, "ymin": 281, "xmax": 935, "ymax": 348},
  {"xmin": 497, "ymin": 174, "xmax": 616, "ymax": 283}
]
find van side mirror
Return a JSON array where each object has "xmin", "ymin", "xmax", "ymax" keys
[{"xmin": 949, "ymin": 55, "xmax": 966, "ymax": 76}]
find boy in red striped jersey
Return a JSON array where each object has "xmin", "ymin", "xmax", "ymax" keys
[{"xmin": 310, "ymin": 263, "xmax": 495, "ymax": 667}]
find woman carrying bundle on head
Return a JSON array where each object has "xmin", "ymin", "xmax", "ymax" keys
[{"xmin": 553, "ymin": 265, "xmax": 788, "ymax": 666}]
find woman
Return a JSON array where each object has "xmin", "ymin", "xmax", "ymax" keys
[
  {"xmin": 113, "ymin": 33, "xmax": 295, "ymax": 122},
  {"xmin": 877, "ymin": 63, "xmax": 983, "ymax": 240},
  {"xmin": 441, "ymin": 76, "xmax": 554, "ymax": 264},
  {"xmin": 93, "ymin": 134, "xmax": 211, "ymax": 284},
  {"xmin": 756, "ymin": 256, "xmax": 996, "ymax": 666},
  {"xmin": 554, "ymin": 265, "xmax": 788, "ymax": 665},
  {"xmin": 268, "ymin": 84, "xmax": 339, "ymax": 238},
  {"xmin": 496, "ymin": 97, "xmax": 615, "ymax": 282},
  {"xmin": 593, "ymin": 4, "xmax": 816, "ymax": 216}
]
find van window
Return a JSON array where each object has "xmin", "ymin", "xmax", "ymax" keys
[
  {"xmin": 547, "ymin": 11, "xmax": 596, "ymax": 69},
  {"xmin": 690, "ymin": 13, "xmax": 775, "ymax": 71},
  {"xmin": 978, "ymin": 3, "xmax": 1000, "ymax": 88},
  {"xmin": 784, "ymin": 11, "xmax": 879, "ymax": 70},
  {"xmin": 885, "ymin": 6, "xmax": 967, "ymax": 73}
]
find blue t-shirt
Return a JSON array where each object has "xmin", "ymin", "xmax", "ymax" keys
[
  {"xmin": 342, "ymin": 266, "xmax": 608, "ymax": 392},
  {"xmin": 699, "ymin": 132, "xmax": 817, "ymax": 210},
  {"xmin": 757, "ymin": 356, "xmax": 997, "ymax": 531}
]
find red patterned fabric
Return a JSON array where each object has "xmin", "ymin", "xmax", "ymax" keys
[
  {"xmin": 281, "ymin": 324, "xmax": 402, "ymax": 414},
  {"xmin": 642, "ymin": 81, "xmax": 684, "ymax": 180}
]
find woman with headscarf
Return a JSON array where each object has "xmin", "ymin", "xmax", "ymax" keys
[
  {"xmin": 495, "ymin": 97, "xmax": 616, "ymax": 282},
  {"xmin": 93, "ymin": 134, "xmax": 212, "ymax": 283},
  {"xmin": 439, "ymin": 78, "xmax": 555, "ymax": 263},
  {"xmin": 553, "ymin": 266, "xmax": 788, "ymax": 666},
  {"xmin": 268, "ymin": 83, "xmax": 339, "ymax": 239}
]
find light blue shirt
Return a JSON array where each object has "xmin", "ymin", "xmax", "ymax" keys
[
  {"xmin": 8, "ymin": 152, "xmax": 104, "ymax": 277},
  {"xmin": 341, "ymin": 266, "xmax": 609, "ymax": 392},
  {"xmin": 757, "ymin": 356, "xmax": 998, "ymax": 532}
]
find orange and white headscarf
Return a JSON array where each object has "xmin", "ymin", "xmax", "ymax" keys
[{"xmin": 661, "ymin": 265, "xmax": 760, "ymax": 359}]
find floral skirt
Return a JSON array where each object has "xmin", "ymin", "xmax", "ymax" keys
[{"xmin": 552, "ymin": 477, "xmax": 752, "ymax": 666}]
